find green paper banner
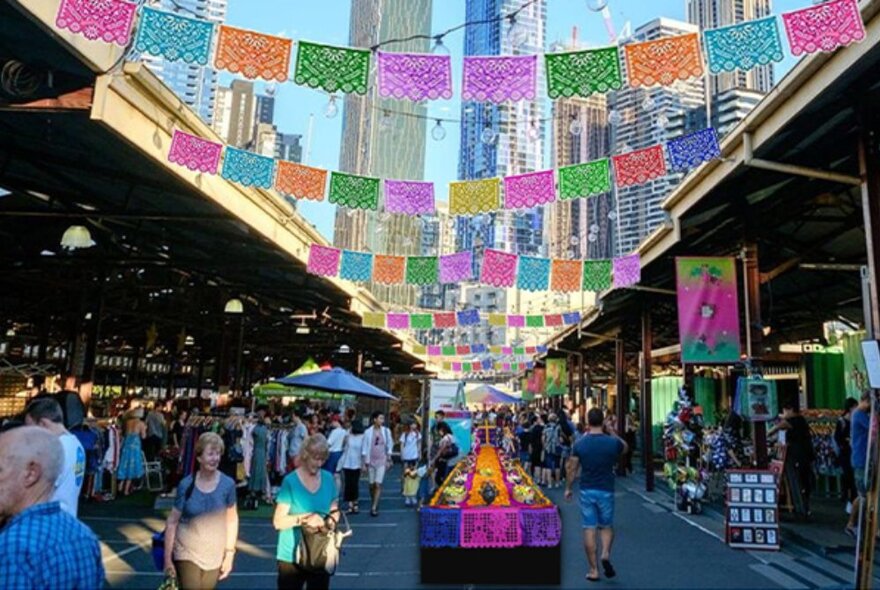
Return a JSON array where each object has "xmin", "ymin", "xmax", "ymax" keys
[
  {"xmin": 545, "ymin": 358, "xmax": 568, "ymax": 397},
  {"xmin": 559, "ymin": 159, "xmax": 611, "ymax": 200},
  {"xmin": 583, "ymin": 259, "xmax": 612, "ymax": 291},
  {"xmin": 441, "ymin": 345, "xmax": 456, "ymax": 356},
  {"xmin": 526, "ymin": 316, "xmax": 545, "ymax": 328},
  {"xmin": 545, "ymin": 46, "xmax": 623, "ymax": 99},
  {"xmin": 328, "ymin": 171, "xmax": 380, "ymax": 210},
  {"xmin": 294, "ymin": 41, "xmax": 371, "ymax": 95},
  {"xmin": 406, "ymin": 256, "xmax": 439, "ymax": 285},
  {"xmin": 410, "ymin": 314, "xmax": 433, "ymax": 329}
]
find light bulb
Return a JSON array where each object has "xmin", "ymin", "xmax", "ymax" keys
[
  {"xmin": 431, "ymin": 120, "xmax": 447, "ymax": 141},
  {"xmin": 588, "ymin": 233, "xmax": 598, "ymax": 243},
  {"xmin": 586, "ymin": 0, "xmax": 609, "ymax": 11},
  {"xmin": 569, "ymin": 118, "xmax": 583, "ymax": 136},
  {"xmin": 608, "ymin": 109, "xmax": 621, "ymax": 126},
  {"xmin": 642, "ymin": 95, "xmax": 656, "ymax": 111},
  {"xmin": 324, "ymin": 95, "xmax": 339, "ymax": 119},
  {"xmin": 608, "ymin": 210, "xmax": 618, "ymax": 221},
  {"xmin": 619, "ymin": 143, "xmax": 632, "ymax": 153},
  {"xmin": 590, "ymin": 223, "xmax": 600, "ymax": 234},
  {"xmin": 380, "ymin": 110, "xmax": 392, "ymax": 130},
  {"xmin": 527, "ymin": 119, "xmax": 540, "ymax": 141},
  {"xmin": 506, "ymin": 16, "xmax": 529, "ymax": 51},
  {"xmin": 570, "ymin": 236, "xmax": 579, "ymax": 246},
  {"xmin": 655, "ymin": 113, "xmax": 669, "ymax": 130},
  {"xmin": 480, "ymin": 126, "xmax": 497, "ymax": 145},
  {"xmin": 432, "ymin": 36, "xmax": 450, "ymax": 55}
]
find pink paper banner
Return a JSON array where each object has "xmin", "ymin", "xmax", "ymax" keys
[
  {"xmin": 384, "ymin": 180, "xmax": 435, "ymax": 215},
  {"xmin": 377, "ymin": 51, "xmax": 454, "ymax": 101},
  {"xmin": 167, "ymin": 130, "xmax": 223, "ymax": 175},
  {"xmin": 613, "ymin": 255, "xmax": 641, "ymax": 288},
  {"xmin": 480, "ymin": 249, "xmax": 518, "ymax": 287},
  {"xmin": 386, "ymin": 313, "xmax": 410, "ymax": 330},
  {"xmin": 462, "ymin": 55, "xmax": 537, "ymax": 103},
  {"xmin": 782, "ymin": 0, "xmax": 866, "ymax": 56},
  {"xmin": 440, "ymin": 251, "xmax": 474, "ymax": 283},
  {"xmin": 56, "ymin": 0, "xmax": 138, "ymax": 46},
  {"xmin": 307, "ymin": 244, "xmax": 341, "ymax": 277},
  {"xmin": 612, "ymin": 145, "xmax": 667, "ymax": 188},
  {"xmin": 504, "ymin": 170, "xmax": 557, "ymax": 209},
  {"xmin": 507, "ymin": 316, "xmax": 525, "ymax": 328},
  {"xmin": 428, "ymin": 345, "xmax": 442, "ymax": 356}
]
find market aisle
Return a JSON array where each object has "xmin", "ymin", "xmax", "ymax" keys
[{"xmin": 85, "ymin": 466, "xmax": 848, "ymax": 589}]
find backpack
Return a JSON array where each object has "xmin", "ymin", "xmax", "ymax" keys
[
  {"xmin": 543, "ymin": 424, "xmax": 561, "ymax": 455},
  {"xmin": 441, "ymin": 440, "xmax": 459, "ymax": 460}
]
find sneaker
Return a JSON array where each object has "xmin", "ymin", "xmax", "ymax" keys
[{"xmin": 846, "ymin": 502, "xmax": 853, "ymax": 515}]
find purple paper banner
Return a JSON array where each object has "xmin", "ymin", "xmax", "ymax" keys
[
  {"xmin": 167, "ymin": 130, "xmax": 223, "ymax": 175},
  {"xmin": 377, "ymin": 51, "xmax": 454, "ymax": 101},
  {"xmin": 462, "ymin": 55, "xmax": 537, "ymax": 103},
  {"xmin": 384, "ymin": 180, "xmax": 435, "ymax": 215},
  {"xmin": 504, "ymin": 170, "xmax": 557, "ymax": 209},
  {"xmin": 428, "ymin": 345, "xmax": 442, "ymax": 356},
  {"xmin": 507, "ymin": 316, "xmax": 525, "ymax": 328},
  {"xmin": 440, "ymin": 251, "xmax": 473, "ymax": 283},
  {"xmin": 56, "ymin": 0, "xmax": 138, "ymax": 46},
  {"xmin": 613, "ymin": 255, "xmax": 641, "ymax": 288},
  {"xmin": 387, "ymin": 313, "xmax": 410, "ymax": 330}
]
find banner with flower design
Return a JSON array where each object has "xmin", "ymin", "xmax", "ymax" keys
[
  {"xmin": 357, "ymin": 311, "xmax": 583, "ymax": 330},
  {"xmin": 612, "ymin": 146, "xmax": 667, "ymax": 188},
  {"xmin": 703, "ymin": 16, "xmax": 785, "ymax": 74},
  {"xmin": 56, "ymin": 0, "xmax": 137, "ymax": 46},
  {"xmin": 328, "ymin": 171, "xmax": 380, "ymax": 210},
  {"xmin": 781, "ymin": 0, "xmax": 865, "ymax": 56},
  {"xmin": 134, "ymin": 6, "xmax": 215, "ymax": 65},
  {"xmin": 449, "ymin": 178, "xmax": 500, "ymax": 215},
  {"xmin": 545, "ymin": 46, "xmax": 623, "ymax": 98},
  {"xmin": 377, "ymin": 52, "xmax": 453, "ymax": 101},
  {"xmin": 294, "ymin": 41, "xmax": 371, "ymax": 95},
  {"xmin": 623, "ymin": 33, "xmax": 704, "ymax": 88},
  {"xmin": 462, "ymin": 55, "xmax": 537, "ymax": 103},
  {"xmin": 504, "ymin": 170, "xmax": 556, "ymax": 209},
  {"xmin": 373, "ymin": 254, "xmax": 406, "ymax": 284},
  {"xmin": 214, "ymin": 25, "xmax": 293, "ymax": 82},
  {"xmin": 558, "ymin": 159, "xmax": 612, "ymax": 200}
]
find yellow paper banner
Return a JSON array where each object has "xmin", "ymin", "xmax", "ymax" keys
[
  {"xmin": 362, "ymin": 312, "xmax": 386, "ymax": 328},
  {"xmin": 449, "ymin": 178, "xmax": 500, "ymax": 215},
  {"xmin": 488, "ymin": 314, "xmax": 507, "ymax": 327},
  {"xmin": 412, "ymin": 344, "xmax": 427, "ymax": 355}
]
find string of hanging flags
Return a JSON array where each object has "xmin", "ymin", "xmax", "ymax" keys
[
  {"xmin": 58, "ymin": 0, "xmax": 866, "ymax": 101},
  {"xmin": 361, "ymin": 309, "xmax": 584, "ymax": 331}
]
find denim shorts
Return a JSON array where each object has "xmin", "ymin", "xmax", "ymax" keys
[
  {"xmin": 580, "ymin": 488, "xmax": 615, "ymax": 529},
  {"xmin": 519, "ymin": 451, "xmax": 530, "ymax": 464},
  {"xmin": 544, "ymin": 453, "xmax": 560, "ymax": 470}
]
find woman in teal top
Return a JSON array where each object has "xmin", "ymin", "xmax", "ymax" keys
[{"xmin": 273, "ymin": 433, "xmax": 339, "ymax": 589}]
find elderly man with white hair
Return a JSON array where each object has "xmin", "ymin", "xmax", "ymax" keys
[{"xmin": 0, "ymin": 426, "xmax": 104, "ymax": 589}]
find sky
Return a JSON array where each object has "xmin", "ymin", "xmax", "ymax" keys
[{"xmin": 226, "ymin": 0, "xmax": 806, "ymax": 241}]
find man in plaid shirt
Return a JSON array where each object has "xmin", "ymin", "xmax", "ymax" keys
[{"xmin": 0, "ymin": 426, "xmax": 104, "ymax": 589}]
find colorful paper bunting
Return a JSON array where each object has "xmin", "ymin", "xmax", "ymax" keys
[
  {"xmin": 526, "ymin": 316, "xmax": 545, "ymax": 328},
  {"xmin": 295, "ymin": 41, "xmax": 371, "ymax": 95},
  {"xmin": 339, "ymin": 250, "xmax": 373, "ymax": 282},
  {"xmin": 504, "ymin": 170, "xmax": 557, "ymax": 209},
  {"xmin": 442, "ymin": 345, "xmax": 456, "ymax": 356},
  {"xmin": 362, "ymin": 312, "xmax": 386, "ymax": 328},
  {"xmin": 489, "ymin": 314, "xmax": 507, "ymax": 327},
  {"xmin": 558, "ymin": 159, "xmax": 612, "ymax": 200},
  {"xmin": 328, "ymin": 172, "xmax": 380, "ymax": 211},
  {"xmin": 411, "ymin": 314, "xmax": 433, "ymax": 330},
  {"xmin": 481, "ymin": 249, "xmax": 518, "ymax": 288},
  {"xmin": 782, "ymin": 0, "xmax": 865, "ymax": 56},
  {"xmin": 167, "ymin": 130, "xmax": 223, "ymax": 175},
  {"xmin": 508, "ymin": 316, "xmax": 525, "ymax": 328},
  {"xmin": 307, "ymin": 244, "xmax": 341, "ymax": 277},
  {"xmin": 377, "ymin": 52, "xmax": 453, "ymax": 101},
  {"xmin": 517, "ymin": 256, "xmax": 551, "ymax": 292},
  {"xmin": 387, "ymin": 313, "xmax": 410, "ymax": 330},
  {"xmin": 412, "ymin": 344, "xmax": 427, "ymax": 355},
  {"xmin": 551, "ymin": 260, "xmax": 583, "ymax": 293},
  {"xmin": 384, "ymin": 180, "xmax": 435, "ymax": 215},
  {"xmin": 613, "ymin": 255, "xmax": 642, "ymax": 288},
  {"xmin": 275, "ymin": 161, "xmax": 327, "ymax": 201},
  {"xmin": 359, "ymin": 309, "xmax": 593, "ymax": 331},
  {"xmin": 439, "ymin": 251, "xmax": 474, "ymax": 283},
  {"xmin": 612, "ymin": 146, "xmax": 667, "ymax": 188},
  {"xmin": 406, "ymin": 256, "xmax": 439, "ymax": 285},
  {"xmin": 134, "ymin": 7, "xmax": 215, "ymax": 65},
  {"xmin": 373, "ymin": 255, "xmax": 406, "ymax": 284},
  {"xmin": 562, "ymin": 312, "xmax": 582, "ymax": 325},
  {"xmin": 214, "ymin": 25, "xmax": 293, "ymax": 82},
  {"xmin": 623, "ymin": 33, "xmax": 704, "ymax": 88},
  {"xmin": 462, "ymin": 55, "xmax": 537, "ymax": 103},
  {"xmin": 55, "ymin": 0, "xmax": 137, "ymax": 46},
  {"xmin": 428, "ymin": 345, "xmax": 442, "ymax": 356},
  {"xmin": 449, "ymin": 178, "xmax": 500, "ymax": 215},
  {"xmin": 703, "ymin": 16, "xmax": 785, "ymax": 74},
  {"xmin": 457, "ymin": 309, "xmax": 481, "ymax": 326},
  {"xmin": 221, "ymin": 147, "xmax": 275, "ymax": 188},
  {"xmin": 583, "ymin": 260, "xmax": 612, "ymax": 292},
  {"xmin": 456, "ymin": 346, "xmax": 470, "ymax": 355},
  {"xmin": 545, "ymin": 314, "xmax": 563, "ymax": 327},
  {"xmin": 667, "ymin": 128, "xmax": 721, "ymax": 172},
  {"xmin": 434, "ymin": 313, "xmax": 456, "ymax": 329},
  {"xmin": 452, "ymin": 362, "xmax": 462, "ymax": 372},
  {"xmin": 545, "ymin": 46, "xmax": 623, "ymax": 98}
]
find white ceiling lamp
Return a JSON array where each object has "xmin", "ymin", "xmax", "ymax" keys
[
  {"xmin": 60, "ymin": 225, "xmax": 95, "ymax": 251},
  {"xmin": 224, "ymin": 298, "xmax": 244, "ymax": 314}
]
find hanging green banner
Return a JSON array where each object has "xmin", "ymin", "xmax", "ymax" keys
[
  {"xmin": 526, "ymin": 316, "xmax": 545, "ymax": 328},
  {"xmin": 545, "ymin": 46, "xmax": 623, "ymax": 99},
  {"xmin": 559, "ymin": 159, "xmax": 611, "ymax": 200},
  {"xmin": 583, "ymin": 259, "xmax": 612, "ymax": 292},
  {"xmin": 410, "ymin": 314, "xmax": 433, "ymax": 330},
  {"xmin": 406, "ymin": 256, "xmax": 439, "ymax": 285},
  {"xmin": 545, "ymin": 358, "xmax": 568, "ymax": 397},
  {"xmin": 294, "ymin": 41, "xmax": 371, "ymax": 95},
  {"xmin": 328, "ymin": 171, "xmax": 380, "ymax": 210}
]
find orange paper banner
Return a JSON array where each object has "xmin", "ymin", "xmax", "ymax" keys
[
  {"xmin": 275, "ymin": 161, "xmax": 327, "ymax": 201},
  {"xmin": 373, "ymin": 255, "xmax": 406, "ymax": 284},
  {"xmin": 623, "ymin": 33, "xmax": 704, "ymax": 88},
  {"xmin": 214, "ymin": 25, "xmax": 293, "ymax": 82},
  {"xmin": 551, "ymin": 259, "xmax": 582, "ymax": 293}
]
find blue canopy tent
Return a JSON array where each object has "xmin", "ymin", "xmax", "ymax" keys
[{"xmin": 276, "ymin": 367, "xmax": 398, "ymax": 400}]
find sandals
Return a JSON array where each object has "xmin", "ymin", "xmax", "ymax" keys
[
  {"xmin": 370, "ymin": 509, "xmax": 379, "ymax": 517},
  {"xmin": 601, "ymin": 559, "xmax": 616, "ymax": 579}
]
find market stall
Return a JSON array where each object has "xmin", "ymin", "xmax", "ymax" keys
[{"xmin": 419, "ymin": 441, "xmax": 561, "ymax": 585}]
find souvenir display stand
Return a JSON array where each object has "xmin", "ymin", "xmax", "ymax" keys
[{"xmin": 419, "ymin": 433, "xmax": 561, "ymax": 585}]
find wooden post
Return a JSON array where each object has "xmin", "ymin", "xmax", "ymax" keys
[
  {"xmin": 642, "ymin": 305, "xmax": 654, "ymax": 492},
  {"xmin": 743, "ymin": 243, "xmax": 768, "ymax": 466},
  {"xmin": 616, "ymin": 338, "xmax": 627, "ymax": 476}
]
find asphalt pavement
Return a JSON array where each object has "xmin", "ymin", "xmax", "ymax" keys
[{"xmin": 82, "ymin": 465, "xmax": 859, "ymax": 589}]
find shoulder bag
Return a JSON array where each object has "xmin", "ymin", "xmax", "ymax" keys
[{"xmin": 296, "ymin": 509, "xmax": 352, "ymax": 575}]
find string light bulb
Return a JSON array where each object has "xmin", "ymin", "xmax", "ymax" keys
[
  {"xmin": 431, "ymin": 119, "xmax": 447, "ymax": 141},
  {"xmin": 527, "ymin": 118, "xmax": 540, "ymax": 141},
  {"xmin": 506, "ymin": 14, "xmax": 529, "ymax": 50},
  {"xmin": 642, "ymin": 95, "xmax": 656, "ymax": 111},
  {"xmin": 324, "ymin": 95, "xmax": 339, "ymax": 119},
  {"xmin": 608, "ymin": 210, "xmax": 618, "ymax": 221},
  {"xmin": 480, "ymin": 125, "xmax": 498, "ymax": 145},
  {"xmin": 608, "ymin": 109, "xmax": 621, "ymax": 126},
  {"xmin": 586, "ymin": 0, "xmax": 609, "ymax": 11},
  {"xmin": 431, "ymin": 35, "xmax": 450, "ymax": 55},
  {"xmin": 380, "ymin": 109, "xmax": 392, "ymax": 130},
  {"xmin": 655, "ymin": 112, "xmax": 669, "ymax": 130},
  {"xmin": 569, "ymin": 116, "xmax": 583, "ymax": 137}
]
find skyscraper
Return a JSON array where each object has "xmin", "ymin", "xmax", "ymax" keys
[
  {"xmin": 611, "ymin": 18, "xmax": 707, "ymax": 256},
  {"xmin": 212, "ymin": 80, "xmax": 257, "ymax": 148},
  {"xmin": 140, "ymin": 0, "xmax": 227, "ymax": 125},
  {"xmin": 687, "ymin": 0, "xmax": 773, "ymax": 135},
  {"xmin": 334, "ymin": 0, "xmax": 433, "ymax": 308}
]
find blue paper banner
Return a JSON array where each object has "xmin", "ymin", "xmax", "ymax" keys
[
  {"xmin": 471, "ymin": 344, "xmax": 488, "ymax": 354},
  {"xmin": 134, "ymin": 6, "xmax": 216, "ymax": 65},
  {"xmin": 562, "ymin": 312, "xmax": 581, "ymax": 325},
  {"xmin": 457, "ymin": 309, "xmax": 481, "ymax": 326},
  {"xmin": 666, "ymin": 128, "xmax": 721, "ymax": 172},
  {"xmin": 517, "ymin": 256, "xmax": 551, "ymax": 292},
  {"xmin": 536, "ymin": 345, "xmax": 548, "ymax": 354},
  {"xmin": 339, "ymin": 250, "xmax": 373, "ymax": 282},
  {"xmin": 703, "ymin": 16, "xmax": 785, "ymax": 74},
  {"xmin": 221, "ymin": 147, "xmax": 275, "ymax": 188},
  {"xmin": 481, "ymin": 359, "xmax": 494, "ymax": 370}
]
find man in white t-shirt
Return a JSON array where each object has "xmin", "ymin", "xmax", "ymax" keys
[
  {"xmin": 361, "ymin": 411, "xmax": 393, "ymax": 517},
  {"xmin": 24, "ymin": 397, "xmax": 85, "ymax": 517}
]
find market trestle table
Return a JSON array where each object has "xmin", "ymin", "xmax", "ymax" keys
[{"xmin": 420, "ymin": 544, "xmax": 561, "ymax": 585}]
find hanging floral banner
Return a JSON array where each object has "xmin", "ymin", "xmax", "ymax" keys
[
  {"xmin": 582, "ymin": 259, "xmax": 612, "ymax": 292},
  {"xmin": 551, "ymin": 259, "xmax": 583, "ymax": 293},
  {"xmin": 517, "ymin": 256, "xmax": 551, "ymax": 292},
  {"xmin": 307, "ymin": 244, "xmax": 341, "ymax": 277},
  {"xmin": 558, "ymin": 159, "xmax": 612, "ymax": 200},
  {"xmin": 167, "ymin": 130, "xmax": 223, "ymax": 174},
  {"xmin": 384, "ymin": 180, "xmax": 435, "ymax": 215},
  {"xmin": 562, "ymin": 312, "xmax": 582, "ymax": 325},
  {"xmin": 481, "ymin": 249, "xmax": 518, "ymax": 288},
  {"xmin": 781, "ymin": 0, "xmax": 866, "ymax": 56},
  {"xmin": 362, "ymin": 312, "xmax": 386, "ymax": 328},
  {"xmin": 294, "ymin": 41, "xmax": 371, "ymax": 95},
  {"xmin": 411, "ymin": 314, "xmax": 433, "ymax": 330},
  {"xmin": 504, "ymin": 170, "xmax": 557, "ymax": 210},
  {"xmin": 489, "ymin": 314, "xmax": 507, "ymax": 327},
  {"xmin": 357, "ymin": 307, "xmax": 588, "ymax": 330},
  {"xmin": 612, "ymin": 145, "xmax": 667, "ymax": 187},
  {"xmin": 406, "ymin": 256, "xmax": 439, "ymax": 285},
  {"xmin": 666, "ymin": 128, "xmax": 721, "ymax": 173},
  {"xmin": 134, "ymin": 7, "xmax": 215, "ymax": 65},
  {"xmin": 508, "ymin": 315, "xmax": 526, "ymax": 328},
  {"xmin": 221, "ymin": 147, "xmax": 275, "ymax": 188},
  {"xmin": 449, "ymin": 178, "xmax": 500, "ymax": 215},
  {"xmin": 439, "ymin": 251, "xmax": 474, "ymax": 283},
  {"xmin": 434, "ymin": 313, "xmax": 457, "ymax": 329},
  {"xmin": 373, "ymin": 254, "xmax": 406, "ymax": 284},
  {"xmin": 525, "ymin": 316, "xmax": 544, "ymax": 328},
  {"xmin": 457, "ymin": 309, "xmax": 481, "ymax": 326},
  {"xmin": 703, "ymin": 16, "xmax": 785, "ymax": 74},
  {"xmin": 545, "ymin": 314, "xmax": 563, "ymax": 327},
  {"xmin": 462, "ymin": 55, "xmax": 537, "ymax": 103},
  {"xmin": 275, "ymin": 161, "xmax": 328, "ymax": 201},
  {"xmin": 339, "ymin": 250, "xmax": 373, "ymax": 282},
  {"xmin": 623, "ymin": 33, "xmax": 704, "ymax": 88},
  {"xmin": 613, "ymin": 254, "xmax": 642, "ymax": 288},
  {"xmin": 328, "ymin": 172, "xmax": 380, "ymax": 210},
  {"xmin": 387, "ymin": 313, "xmax": 410, "ymax": 330},
  {"xmin": 55, "ymin": 0, "xmax": 137, "ymax": 46},
  {"xmin": 377, "ymin": 52, "xmax": 454, "ymax": 101},
  {"xmin": 544, "ymin": 46, "xmax": 623, "ymax": 99},
  {"xmin": 214, "ymin": 25, "xmax": 293, "ymax": 82}
]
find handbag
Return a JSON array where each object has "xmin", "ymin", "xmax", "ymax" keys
[
  {"xmin": 152, "ymin": 476, "xmax": 197, "ymax": 572},
  {"xmin": 296, "ymin": 510, "xmax": 352, "ymax": 575}
]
